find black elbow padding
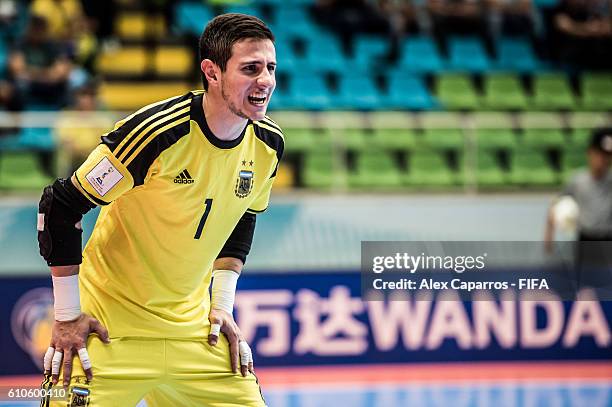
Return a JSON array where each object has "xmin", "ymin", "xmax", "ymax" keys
[
  {"xmin": 217, "ymin": 212, "xmax": 256, "ymax": 264},
  {"xmin": 38, "ymin": 178, "xmax": 95, "ymax": 266}
]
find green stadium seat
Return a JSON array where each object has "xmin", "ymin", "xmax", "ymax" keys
[
  {"xmin": 302, "ymin": 150, "xmax": 340, "ymax": 188},
  {"xmin": 509, "ymin": 150, "xmax": 558, "ymax": 186},
  {"xmin": 561, "ymin": 148, "xmax": 586, "ymax": 182},
  {"xmin": 283, "ymin": 128, "xmax": 317, "ymax": 153},
  {"xmin": 403, "ymin": 150, "xmax": 456, "ymax": 186},
  {"xmin": 570, "ymin": 128, "xmax": 591, "ymax": 148},
  {"xmin": 475, "ymin": 129, "xmax": 517, "ymax": 150},
  {"xmin": 0, "ymin": 152, "xmax": 53, "ymax": 190},
  {"xmin": 581, "ymin": 73, "xmax": 612, "ymax": 110},
  {"xmin": 349, "ymin": 150, "xmax": 402, "ymax": 188},
  {"xmin": 371, "ymin": 128, "xmax": 418, "ymax": 151},
  {"xmin": 521, "ymin": 129, "xmax": 566, "ymax": 149},
  {"xmin": 339, "ymin": 128, "xmax": 369, "ymax": 152},
  {"xmin": 435, "ymin": 74, "xmax": 480, "ymax": 110},
  {"xmin": 422, "ymin": 128, "xmax": 464, "ymax": 151},
  {"xmin": 476, "ymin": 150, "xmax": 507, "ymax": 187},
  {"xmin": 483, "ymin": 74, "xmax": 528, "ymax": 110},
  {"xmin": 531, "ymin": 73, "xmax": 576, "ymax": 110}
]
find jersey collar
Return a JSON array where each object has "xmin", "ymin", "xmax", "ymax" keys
[{"xmin": 191, "ymin": 93, "xmax": 249, "ymax": 149}]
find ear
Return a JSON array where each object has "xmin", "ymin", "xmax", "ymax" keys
[{"xmin": 201, "ymin": 59, "xmax": 220, "ymax": 87}]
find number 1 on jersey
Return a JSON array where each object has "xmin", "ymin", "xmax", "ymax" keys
[{"xmin": 194, "ymin": 198, "xmax": 213, "ymax": 239}]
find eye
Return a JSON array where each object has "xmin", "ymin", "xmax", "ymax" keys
[
  {"xmin": 243, "ymin": 65, "xmax": 257, "ymax": 73},
  {"xmin": 268, "ymin": 64, "xmax": 276, "ymax": 73}
]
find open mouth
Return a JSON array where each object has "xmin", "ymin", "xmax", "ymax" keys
[{"xmin": 248, "ymin": 93, "xmax": 267, "ymax": 106}]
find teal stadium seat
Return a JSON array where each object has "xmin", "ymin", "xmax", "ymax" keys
[
  {"xmin": 496, "ymin": 37, "xmax": 539, "ymax": 72},
  {"xmin": 301, "ymin": 31, "xmax": 347, "ymax": 73},
  {"xmin": 448, "ymin": 36, "xmax": 490, "ymax": 73},
  {"xmin": 352, "ymin": 35, "xmax": 389, "ymax": 69},
  {"xmin": 289, "ymin": 76, "xmax": 332, "ymax": 110},
  {"xmin": 398, "ymin": 36, "xmax": 444, "ymax": 73},
  {"xmin": 175, "ymin": 2, "xmax": 213, "ymax": 35},
  {"xmin": 337, "ymin": 74, "xmax": 381, "ymax": 110},
  {"xmin": 387, "ymin": 72, "xmax": 436, "ymax": 110}
]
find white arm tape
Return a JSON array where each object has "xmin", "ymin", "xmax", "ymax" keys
[
  {"xmin": 52, "ymin": 274, "xmax": 81, "ymax": 321},
  {"xmin": 211, "ymin": 269, "xmax": 239, "ymax": 314}
]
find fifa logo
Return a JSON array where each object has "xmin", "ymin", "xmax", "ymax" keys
[{"xmin": 95, "ymin": 166, "xmax": 115, "ymax": 186}]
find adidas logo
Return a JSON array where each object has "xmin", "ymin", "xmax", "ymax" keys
[{"xmin": 174, "ymin": 169, "xmax": 194, "ymax": 184}]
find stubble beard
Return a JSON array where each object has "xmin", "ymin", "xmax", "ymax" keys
[{"xmin": 221, "ymin": 80, "xmax": 250, "ymax": 120}]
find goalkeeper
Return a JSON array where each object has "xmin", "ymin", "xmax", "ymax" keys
[{"xmin": 37, "ymin": 13, "xmax": 282, "ymax": 407}]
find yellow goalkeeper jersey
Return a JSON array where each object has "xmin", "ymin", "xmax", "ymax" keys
[{"xmin": 72, "ymin": 90, "xmax": 284, "ymax": 339}]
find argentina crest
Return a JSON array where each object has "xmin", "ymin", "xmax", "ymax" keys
[{"xmin": 235, "ymin": 169, "xmax": 254, "ymax": 198}]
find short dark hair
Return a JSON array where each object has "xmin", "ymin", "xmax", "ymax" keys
[{"xmin": 199, "ymin": 13, "xmax": 274, "ymax": 91}]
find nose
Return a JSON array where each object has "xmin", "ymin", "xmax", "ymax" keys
[{"xmin": 257, "ymin": 68, "xmax": 274, "ymax": 88}]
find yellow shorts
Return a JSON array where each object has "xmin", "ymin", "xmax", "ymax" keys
[{"xmin": 41, "ymin": 335, "xmax": 266, "ymax": 407}]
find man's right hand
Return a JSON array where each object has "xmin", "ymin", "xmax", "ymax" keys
[{"xmin": 44, "ymin": 313, "xmax": 110, "ymax": 387}]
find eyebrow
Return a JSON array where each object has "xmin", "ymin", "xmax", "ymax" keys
[{"xmin": 240, "ymin": 60, "xmax": 277, "ymax": 66}]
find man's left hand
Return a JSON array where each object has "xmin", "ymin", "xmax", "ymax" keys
[{"xmin": 208, "ymin": 308, "xmax": 254, "ymax": 377}]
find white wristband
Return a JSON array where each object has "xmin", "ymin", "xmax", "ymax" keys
[
  {"xmin": 52, "ymin": 274, "xmax": 81, "ymax": 321},
  {"xmin": 211, "ymin": 269, "xmax": 238, "ymax": 314}
]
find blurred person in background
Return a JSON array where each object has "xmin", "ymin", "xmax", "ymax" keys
[
  {"xmin": 544, "ymin": 128, "xmax": 612, "ymax": 294},
  {"xmin": 551, "ymin": 0, "xmax": 612, "ymax": 68},
  {"xmin": 55, "ymin": 83, "xmax": 113, "ymax": 176},
  {"xmin": 8, "ymin": 15, "xmax": 72, "ymax": 108},
  {"xmin": 30, "ymin": 0, "xmax": 98, "ymax": 78},
  {"xmin": 486, "ymin": 0, "xmax": 537, "ymax": 37},
  {"xmin": 312, "ymin": 0, "xmax": 399, "ymax": 58},
  {"xmin": 427, "ymin": 0, "xmax": 490, "ymax": 52}
]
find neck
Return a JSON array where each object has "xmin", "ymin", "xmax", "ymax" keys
[{"xmin": 202, "ymin": 92, "xmax": 248, "ymax": 141}]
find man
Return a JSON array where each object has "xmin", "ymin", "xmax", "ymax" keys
[
  {"xmin": 37, "ymin": 13, "xmax": 282, "ymax": 406},
  {"xmin": 545, "ymin": 127, "xmax": 612, "ymax": 294}
]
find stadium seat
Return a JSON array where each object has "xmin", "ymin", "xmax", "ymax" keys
[
  {"xmin": 398, "ymin": 36, "xmax": 444, "ymax": 73},
  {"xmin": 274, "ymin": 6, "xmax": 318, "ymax": 38},
  {"xmin": 349, "ymin": 150, "xmax": 403, "ymax": 188},
  {"xmin": 387, "ymin": 72, "xmax": 436, "ymax": 110},
  {"xmin": 475, "ymin": 129, "xmax": 518, "ymax": 150},
  {"xmin": 403, "ymin": 150, "xmax": 456, "ymax": 186},
  {"xmin": 570, "ymin": 128, "xmax": 591, "ymax": 148},
  {"xmin": 301, "ymin": 32, "xmax": 347, "ymax": 73},
  {"xmin": 560, "ymin": 147, "xmax": 586, "ymax": 182},
  {"xmin": 531, "ymin": 73, "xmax": 576, "ymax": 110},
  {"xmin": 302, "ymin": 149, "xmax": 339, "ymax": 188},
  {"xmin": 476, "ymin": 150, "xmax": 507, "ymax": 187},
  {"xmin": 98, "ymin": 47, "xmax": 147, "ymax": 76},
  {"xmin": 509, "ymin": 150, "xmax": 558, "ymax": 186},
  {"xmin": 99, "ymin": 82, "xmax": 192, "ymax": 110},
  {"xmin": 422, "ymin": 128, "xmax": 464, "ymax": 151},
  {"xmin": 448, "ymin": 36, "xmax": 491, "ymax": 72},
  {"xmin": 223, "ymin": 4, "xmax": 264, "ymax": 18},
  {"xmin": 581, "ymin": 73, "xmax": 612, "ymax": 110},
  {"xmin": 154, "ymin": 47, "xmax": 192, "ymax": 77},
  {"xmin": 338, "ymin": 128, "xmax": 369, "ymax": 151},
  {"xmin": 352, "ymin": 35, "xmax": 390, "ymax": 69},
  {"xmin": 521, "ymin": 129, "xmax": 566, "ymax": 149},
  {"xmin": 337, "ymin": 74, "xmax": 381, "ymax": 110},
  {"xmin": 482, "ymin": 74, "xmax": 528, "ymax": 110},
  {"xmin": 0, "ymin": 152, "xmax": 53, "ymax": 190},
  {"xmin": 116, "ymin": 12, "xmax": 166, "ymax": 40},
  {"xmin": 372, "ymin": 128, "xmax": 418, "ymax": 151},
  {"xmin": 283, "ymin": 128, "xmax": 317, "ymax": 153},
  {"xmin": 435, "ymin": 74, "xmax": 480, "ymax": 110},
  {"xmin": 175, "ymin": 2, "xmax": 214, "ymax": 36},
  {"xmin": 289, "ymin": 76, "xmax": 333, "ymax": 110},
  {"xmin": 495, "ymin": 37, "xmax": 539, "ymax": 72}
]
